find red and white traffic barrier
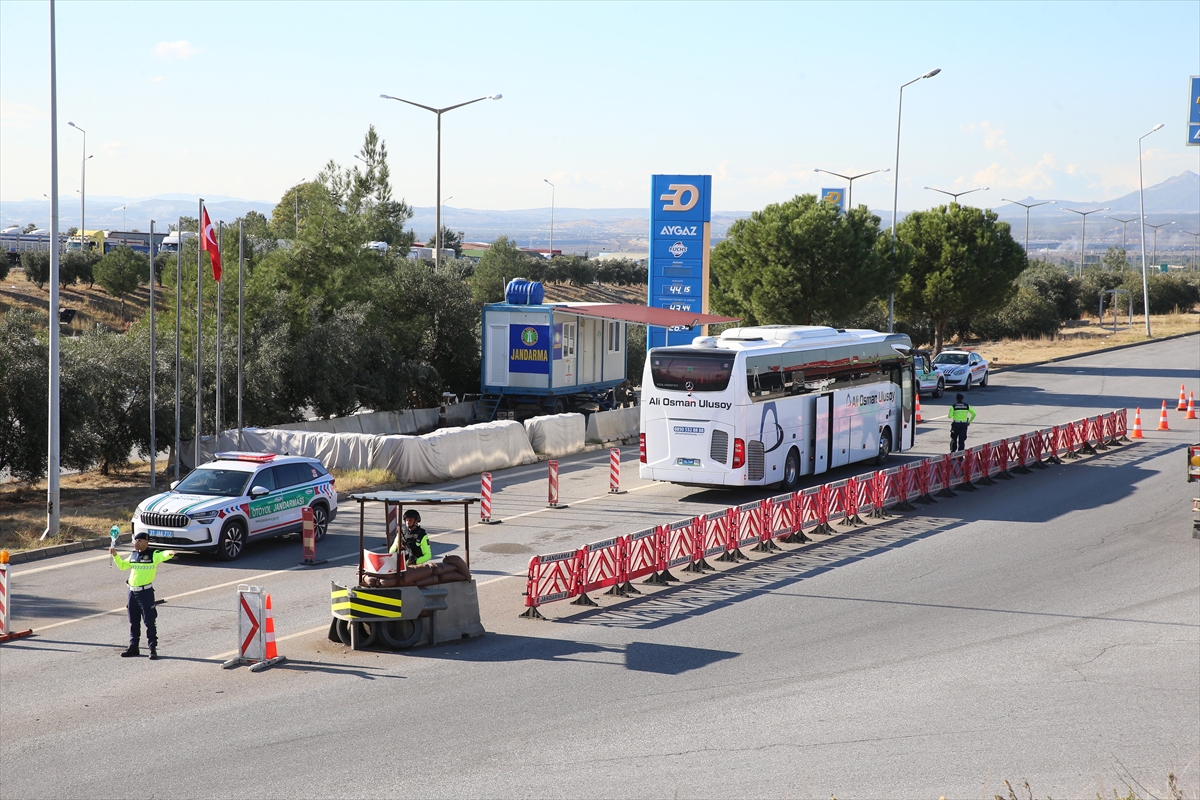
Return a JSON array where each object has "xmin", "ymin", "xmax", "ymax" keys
[
  {"xmin": 547, "ymin": 460, "xmax": 567, "ymax": 509},
  {"xmin": 609, "ymin": 448, "xmax": 624, "ymax": 494},
  {"xmin": 480, "ymin": 472, "xmax": 502, "ymax": 524},
  {"xmin": 0, "ymin": 552, "xmax": 33, "ymax": 643},
  {"xmin": 222, "ymin": 583, "xmax": 283, "ymax": 671},
  {"xmin": 517, "ymin": 410, "xmax": 1129, "ymax": 618}
]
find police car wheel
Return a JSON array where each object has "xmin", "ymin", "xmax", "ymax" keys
[
  {"xmin": 980, "ymin": 370, "xmax": 989, "ymax": 388},
  {"xmin": 216, "ymin": 520, "xmax": 247, "ymax": 561},
  {"xmin": 964, "ymin": 376, "xmax": 972, "ymax": 391},
  {"xmin": 311, "ymin": 504, "xmax": 329, "ymax": 542},
  {"xmin": 934, "ymin": 379, "xmax": 944, "ymax": 398}
]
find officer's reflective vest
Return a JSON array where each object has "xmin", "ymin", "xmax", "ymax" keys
[{"xmin": 948, "ymin": 402, "xmax": 977, "ymax": 423}]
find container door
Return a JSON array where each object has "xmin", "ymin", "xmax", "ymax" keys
[
  {"xmin": 580, "ymin": 318, "xmax": 595, "ymax": 384},
  {"xmin": 486, "ymin": 324, "xmax": 508, "ymax": 387}
]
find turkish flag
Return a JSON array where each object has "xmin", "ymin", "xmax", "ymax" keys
[{"xmin": 201, "ymin": 205, "xmax": 222, "ymax": 281}]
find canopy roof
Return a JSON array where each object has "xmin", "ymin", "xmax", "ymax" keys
[
  {"xmin": 349, "ymin": 491, "xmax": 480, "ymax": 505},
  {"xmin": 555, "ymin": 303, "xmax": 740, "ymax": 328}
]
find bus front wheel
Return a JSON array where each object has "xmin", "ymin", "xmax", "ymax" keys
[{"xmin": 875, "ymin": 429, "xmax": 892, "ymax": 466}]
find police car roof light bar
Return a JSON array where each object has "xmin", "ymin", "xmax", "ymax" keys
[{"xmin": 214, "ymin": 452, "xmax": 277, "ymax": 463}]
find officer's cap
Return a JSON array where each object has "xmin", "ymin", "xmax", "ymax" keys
[
  {"xmin": 133, "ymin": 531, "xmax": 149, "ymax": 541},
  {"xmin": 956, "ymin": 393, "xmax": 965, "ymax": 402},
  {"xmin": 403, "ymin": 509, "xmax": 421, "ymax": 522}
]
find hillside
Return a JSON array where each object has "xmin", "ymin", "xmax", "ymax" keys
[{"xmin": 1, "ymin": 265, "xmax": 154, "ymax": 332}]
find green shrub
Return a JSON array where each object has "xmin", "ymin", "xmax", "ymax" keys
[{"xmin": 972, "ymin": 285, "xmax": 1060, "ymax": 340}]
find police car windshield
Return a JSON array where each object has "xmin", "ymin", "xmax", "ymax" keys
[
  {"xmin": 650, "ymin": 352, "xmax": 733, "ymax": 392},
  {"xmin": 174, "ymin": 468, "xmax": 252, "ymax": 496},
  {"xmin": 933, "ymin": 353, "xmax": 969, "ymax": 365}
]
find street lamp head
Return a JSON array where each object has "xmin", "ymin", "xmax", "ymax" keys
[
  {"xmin": 1150, "ymin": 123, "xmax": 1164, "ymax": 132},
  {"xmin": 489, "ymin": 94, "xmax": 503, "ymax": 100},
  {"xmin": 68, "ymin": 121, "xmax": 77, "ymax": 128},
  {"xmin": 923, "ymin": 68, "xmax": 942, "ymax": 79}
]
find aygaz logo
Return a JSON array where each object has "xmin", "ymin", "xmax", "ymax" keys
[{"xmin": 659, "ymin": 184, "xmax": 700, "ymax": 212}]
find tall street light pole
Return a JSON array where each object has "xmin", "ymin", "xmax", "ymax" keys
[
  {"xmin": 1139, "ymin": 123, "xmax": 1165, "ymax": 337},
  {"xmin": 925, "ymin": 185, "xmax": 989, "ymax": 205},
  {"xmin": 1144, "ymin": 221, "xmax": 1174, "ymax": 266},
  {"xmin": 44, "ymin": 0, "xmax": 61, "ymax": 540},
  {"xmin": 889, "ymin": 68, "xmax": 941, "ymax": 332},
  {"xmin": 1181, "ymin": 230, "xmax": 1199, "ymax": 271},
  {"xmin": 813, "ymin": 167, "xmax": 889, "ymax": 212},
  {"xmin": 67, "ymin": 121, "xmax": 87, "ymax": 248},
  {"xmin": 380, "ymin": 92, "xmax": 502, "ymax": 268},
  {"xmin": 1003, "ymin": 198, "xmax": 1056, "ymax": 256},
  {"xmin": 1105, "ymin": 215, "xmax": 1139, "ymax": 262},
  {"xmin": 1062, "ymin": 207, "xmax": 1108, "ymax": 277},
  {"xmin": 543, "ymin": 179, "xmax": 555, "ymax": 258}
]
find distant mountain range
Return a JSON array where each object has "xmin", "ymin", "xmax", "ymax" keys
[{"xmin": 3, "ymin": 171, "xmax": 1196, "ymax": 255}]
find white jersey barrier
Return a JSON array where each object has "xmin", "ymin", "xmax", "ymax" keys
[
  {"xmin": 182, "ymin": 420, "xmax": 539, "ymax": 482},
  {"xmin": 585, "ymin": 406, "xmax": 640, "ymax": 444},
  {"xmin": 525, "ymin": 413, "xmax": 586, "ymax": 457}
]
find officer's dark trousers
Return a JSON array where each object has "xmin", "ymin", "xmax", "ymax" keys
[
  {"xmin": 950, "ymin": 422, "xmax": 969, "ymax": 453},
  {"xmin": 128, "ymin": 587, "xmax": 158, "ymax": 649}
]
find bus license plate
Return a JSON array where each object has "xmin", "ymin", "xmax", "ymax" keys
[{"xmin": 676, "ymin": 458, "xmax": 700, "ymax": 467}]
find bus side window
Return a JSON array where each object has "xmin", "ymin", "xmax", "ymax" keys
[{"xmin": 747, "ymin": 355, "xmax": 784, "ymax": 401}]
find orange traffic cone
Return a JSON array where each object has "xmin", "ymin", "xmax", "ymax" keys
[
  {"xmin": 1177, "ymin": 385, "xmax": 1187, "ymax": 411},
  {"xmin": 263, "ymin": 594, "xmax": 278, "ymax": 661},
  {"xmin": 1187, "ymin": 392, "xmax": 1197, "ymax": 421},
  {"xmin": 915, "ymin": 393, "xmax": 924, "ymax": 423},
  {"xmin": 1130, "ymin": 408, "xmax": 1144, "ymax": 439},
  {"xmin": 1157, "ymin": 400, "xmax": 1170, "ymax": 431}
]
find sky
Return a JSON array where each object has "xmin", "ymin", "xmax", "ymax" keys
[{"xmin": 2, "ymin": 0, "xmax": 1198, "ymax": 217}]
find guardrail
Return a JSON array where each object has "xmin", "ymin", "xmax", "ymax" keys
[{"xmin": 520, "ymin": 409, "xmax": 1128, "ymax": 619}]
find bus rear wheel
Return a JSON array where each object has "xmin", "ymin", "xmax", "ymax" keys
[{"xmin": 781, "ymin": 448, "xmax": 801, "ymax": 491}]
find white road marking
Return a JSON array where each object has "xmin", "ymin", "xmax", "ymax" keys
[{"xmin": 12, "ymin": 552, "xmax": 112, "ymax": 576}]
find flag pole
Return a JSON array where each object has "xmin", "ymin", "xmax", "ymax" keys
[
  {"xmin": 174, "ymin": 215, "xmax": 181, "ymax": 482},
  {"xmin": 237, "ymin": 219, "xmax": 244, "ymax": 449},
  {"xmin": 149, "ymin": 219, "xmax": 156, "ymax": 491},
  {"xmin": 43, "ymin": 0, "xmax": 61, "ymax": 540},
  {"xmin": 195, "ymin": 199, "xmax": 203, "ymax": 470},
  {"xmin": 216, "ymin": 221, "xmax": 223, "ymax": 451}
]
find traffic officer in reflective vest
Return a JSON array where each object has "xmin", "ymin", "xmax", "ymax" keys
[
  {"xmin": 947, "ymin": 393, "xmax": 977, "ymax": 453},
  {"xmin": 110, "ymin": 531, "xmax": 175, "ymax": 659},
  {"xmin": 390, "ymin": 509, "xmax": 431, "ymax": 566}
]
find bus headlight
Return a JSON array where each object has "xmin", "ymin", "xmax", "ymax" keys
[{"xmin": 733, "ymin": 438, "xmax": 745, "ymax": 469}]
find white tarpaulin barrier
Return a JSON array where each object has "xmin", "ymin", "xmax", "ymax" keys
[
  {"xmin": 181, "ymin": 420, "xmax": 537, "ymax": 484},
  {"xmin": 585, "ymin": 406, "xmax": 640, "ymax": 443},
  {"xmin": 524, "ymin": 413, "xmax": 586, "ymax": 457},
  {"xmin": 390, "ymin": 420, "xmax": 537, "ymax": 482},
  {"xmin": 271, "ymin": 407, "xmax": 441, "ymax": 436}
]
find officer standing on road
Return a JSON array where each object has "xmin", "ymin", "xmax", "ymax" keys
[
  {"xmin": 110, "ymin": 531, "xmax": 175, "ymax": 659},
  {"xmin": 947, "ymin": 393, "xmax": 977, "ymax": 453},
  {"xmin": 390, "ymin": 509, "xmax": 431, "ymax": 566}
]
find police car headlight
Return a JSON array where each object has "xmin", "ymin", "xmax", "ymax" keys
[
  {"xmin": 189, "ymin": 511, "xmax": 219, "ymax": 522},
  {"xmin": 953, "ymin": 368, "xmax": 967, "ymax": 376}
]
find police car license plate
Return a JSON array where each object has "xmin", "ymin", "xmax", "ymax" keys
[
  {"xmin": 149, "ymin": 529, "xmax": 175, "ymax": 538},
  {"xmin": 676, "ymin": 458, "xmax": 700, "ymax": 467}
]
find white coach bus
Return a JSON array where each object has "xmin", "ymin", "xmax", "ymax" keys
[{"xmin": 639, "ymin": 325, "xmax": 916, "ymax": 489}]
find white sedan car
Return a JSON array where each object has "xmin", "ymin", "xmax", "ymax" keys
[
  {"xmin": 132, "ymin": 452, "xmax": 337, "ymax": 560},
  {"xmin": 932, "ymin": 349, "xmax": 989, "ymax": 390}
]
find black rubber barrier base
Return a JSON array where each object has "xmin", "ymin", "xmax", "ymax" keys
[
  {"xmin": 570, "ymin": 593, "xmax": 598, "ymax": 607},
  {"xmin": 519, "ymin": 606, "xmax": 547, "ymax": 620}
]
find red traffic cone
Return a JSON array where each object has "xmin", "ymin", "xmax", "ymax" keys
[
  {"xmin": 1130, "ymin": 408, "xmax": 1144, "ymax": 439},
  {"xmin": 1177, "ymin": 385, "xmax": 1187, "ymax": 411},
  {"xmin": 1157, "ymin": 400, "xmax": 1170, "ymax": 431},
  {"xmin": 263, "ymin": 594, "xmax": 278, "ymax": 661},
  {"xmin": 915, "ymin": 393, "xmax": 924, "ymax": 424},
  {"xmin": 1187, "ymin": 392, "xmax": 1197, "ymax": 421}
]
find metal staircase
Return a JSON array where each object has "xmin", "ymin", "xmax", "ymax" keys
[{"xmin": 472, "ymin": 395, "xmax": 503, "ymax": 423}]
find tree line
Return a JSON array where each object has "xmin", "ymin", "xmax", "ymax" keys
[{"xmin": 710, "ymin": 196, "xmax": 1199, "ymax": 351}]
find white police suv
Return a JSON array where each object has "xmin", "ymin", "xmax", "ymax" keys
[{"xmin": 132, "ymin": 452, "xmax": 337, "ymax": 561}]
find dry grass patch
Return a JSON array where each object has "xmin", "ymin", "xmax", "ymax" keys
[
  {"xmin": 329, "ymin": 468, "xmax": 398, "ymax": 494},
  {"xmin": 968, "ymin": 311, "xmax": 1198, "ymax": 370}
]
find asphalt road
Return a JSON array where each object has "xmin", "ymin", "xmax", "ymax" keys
[{"xmin": 1, "ymin": 334, "xmax": 1197, "ymax": 799}]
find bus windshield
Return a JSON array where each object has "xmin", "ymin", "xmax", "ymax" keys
[{"xmin": 650, "ymin": 352, "xmax": 734, "ymax": 392}]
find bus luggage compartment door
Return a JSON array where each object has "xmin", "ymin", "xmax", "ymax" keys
[{"xmin": 811, "ymin": 394, "xmax": 830, "ymax": 476}]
